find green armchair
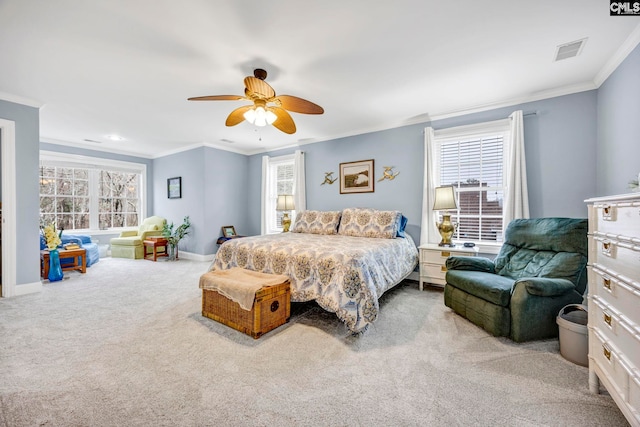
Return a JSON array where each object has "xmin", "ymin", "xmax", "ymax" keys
[
  {"xmin": 444, "ymin": 218, "xmax": 588, "ymax": 342},
  {"xmin": 110, "ymin": 216, "xmax": 166, "ymax": 259}
]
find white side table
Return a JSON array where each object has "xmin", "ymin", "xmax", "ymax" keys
[{"xmin": 418, "ymin": 243, "xmax": 479, "ymax": 290}]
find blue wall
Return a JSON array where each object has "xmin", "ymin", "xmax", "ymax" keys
[
  {"xmin": 154, "ymin": 146, "xmax": 250, "ymax": 256},
  {"xmin": 1, "ymin": 99, "xmax": 40, "ymax": 287},
  {"xmin": 247, "ymin": 90, "xmax": 598, "ymax": 243},
  {"xmin": 597, "ymin": 43, "xmax": 640, "ymax": 196}
]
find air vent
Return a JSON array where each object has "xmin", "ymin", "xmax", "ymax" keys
[{"xmin": 554, "ymin": 38, "xmax": 587, "ymax": 61}]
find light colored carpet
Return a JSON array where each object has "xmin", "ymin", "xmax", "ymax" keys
[{"xmin": 0, "ymin": 257, "xmax": 629, "ymax": 426}]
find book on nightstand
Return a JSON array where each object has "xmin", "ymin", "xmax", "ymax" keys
[{"xmin": 63, "ymin": 243, "xmax": 80, "ymax": 250}]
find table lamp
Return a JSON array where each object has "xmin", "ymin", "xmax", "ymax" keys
[
  {"xmin": 276, "ymin": 195, "xmax": 295, "ymax": 232},
  {"xmin": 433, "ymin": 186, "xmax": 458, "ymax": 247}
]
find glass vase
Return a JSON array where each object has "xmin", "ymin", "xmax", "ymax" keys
[
  {"xmin": 48, "ymin": 249, "xmax": 64, "ymax": 282},
  {"xmin": 168, "ymin": 244, "xmax": 177, "ymax": 261}
]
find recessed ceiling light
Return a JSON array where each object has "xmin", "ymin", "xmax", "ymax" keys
[{"xmin": 105, "ymin": 134, "xmax": 125, "ymax": 141}]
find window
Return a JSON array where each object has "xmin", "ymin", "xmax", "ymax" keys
[
  {"xmin": 430, "ymin": 119, "xmax": 511, "ymax": 246},
  {"xmin": 39, "ymin": 152, "xmax": 146, "ymax": 231},
  {"xmin": 263, "ymin": 154, "xmax": 295, "ymax": 234}
]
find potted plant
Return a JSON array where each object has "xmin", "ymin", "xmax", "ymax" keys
[{"xmin": 162, "ymin": 216, "xmax": 191, "ymax": 260}]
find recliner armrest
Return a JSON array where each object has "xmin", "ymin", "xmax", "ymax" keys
[
  {"xmin": 517, "ymin": 278, "xmax": 576, "ymax": 297},
  {"xmin": 119, "ymin": 230, "xmax": 138, "ymax": 237},
  {"xmin": 445, "ymin": 256, "xmax": 495, "ymax": 273}
]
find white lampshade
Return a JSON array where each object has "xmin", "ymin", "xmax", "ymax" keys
[
  {"xmin": 433, "ymin": 186, "xmax": 457, "ymax": 211},
  {"xmin": 276, "ymin": 194, "xmax": 295, "ymax": 211},
  {"xmin": 244, "ymin": 107, "xmax": 277, "ymax": 127}
]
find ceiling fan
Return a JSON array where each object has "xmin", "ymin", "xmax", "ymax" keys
[{"xmin": 188, "ymin": 68, "xmax": 324, "ymax": 134}]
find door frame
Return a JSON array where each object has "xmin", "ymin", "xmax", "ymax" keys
[{"xmin": 1, "ymin": 119, "xmax": 17, "ymax": 297}]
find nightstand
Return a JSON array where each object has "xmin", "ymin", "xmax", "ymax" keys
[{"xmin": 418, "ymin": 243, "xmax": 479, "ymax": 290}]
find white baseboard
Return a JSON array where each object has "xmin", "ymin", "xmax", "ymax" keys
[
  {"xmin": 14, "ymin": 281, "xmax": 43, "ymax": 296},
  {"xmin": 177, "ymin": 251, "xmax": 215, "ymax": 263}
]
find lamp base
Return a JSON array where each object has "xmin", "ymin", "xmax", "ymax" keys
[
  {"xmin": 436, "ymin": 214, "xmax": 457, "ymax": 247},
  {"xmin": 282, "ymin": 212, "xmax": 291, "ymax": 233}
]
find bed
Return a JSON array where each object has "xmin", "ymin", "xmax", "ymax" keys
[{"xmin": 207, "ymin": 208, "xmax": 419, "ymax": 333}]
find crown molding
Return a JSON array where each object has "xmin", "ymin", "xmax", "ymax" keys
[
  {"xmin": 40, "ymin": 137, "xmax": 154, "ymax": 159},
  {"xmin": 0, "ymin": 91, "xmax": 43, "ymax": 108},
  {"xmin": 594, "ymin": 22, "xmax": 640, "ymax": 87}
]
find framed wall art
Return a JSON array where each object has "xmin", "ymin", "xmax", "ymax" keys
[
  {"xmin": 167, "ymin": 177, "xmax": 182, "ymax": 199},
  {"xmin": 221, "ymin": 225, "xmax": 237, "ymax": 238},
  {"xmin": 339, "ymin": 159, "xmax": 375, "ymax": 194}
]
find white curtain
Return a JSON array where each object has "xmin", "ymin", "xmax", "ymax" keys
[
  {"xmin": 420, "ymin": 127, "xmax": 439, "ymax": 246},
  {"xmin": 502, "ymin": 110, "xmax": 530, "ymax": 231},
  {"xmin": 293, "ymin": 150, "xmax": 306, "ymax": 213},
  {"xmin": 260, "ymin": 155, "xmax": 269, "ymax": 235}
]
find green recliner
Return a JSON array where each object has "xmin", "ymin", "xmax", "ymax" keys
[{"xmin": 443, "ymin": 218, "xmax": 588, "ymax": 342}]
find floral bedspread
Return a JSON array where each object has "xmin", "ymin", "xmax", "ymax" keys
[{"xmin": 208, "ymin": 232, "xmax": 418, "ymax": 332}]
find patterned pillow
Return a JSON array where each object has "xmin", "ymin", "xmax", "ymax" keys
[
  {"xmin": 337, "ymin": 208, "xmax": 401, "ymax": 239},
  {"xmin": 291, "ymin": 210, "xmax": 342, "ymax": 235}
]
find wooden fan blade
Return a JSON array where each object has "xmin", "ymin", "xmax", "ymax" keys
[
  {"xmin": 244, "ymin": 76, "xmax": 275, "ymax": 98},
  {"xmin": 270, "ymin": 107, "xmax": 296, "ymax": 134},
  {"xmin": 275, "ymin": 95, "xmax": 324, "ymax": 114},
  {"xmin": 188, "ymin": 95, "xmax": 245, "ymax": 101},
  {"xmin": 225, "ymin": 105, "xmax": 253, "ymax": 126}
]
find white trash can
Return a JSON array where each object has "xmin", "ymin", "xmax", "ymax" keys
[{"xmin": 556, "ymin": 304, "xmax": 588, "ymax": 366}]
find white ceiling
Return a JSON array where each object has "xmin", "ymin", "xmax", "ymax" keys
[{"xmin": 1, "ymin": 1, "xmax": 639, "ymax": 158}]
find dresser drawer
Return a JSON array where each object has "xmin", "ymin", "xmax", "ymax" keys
[
  {"xmin": 629, "ymin": 372, "xmax": 640, "ymax": 425},
  {"xmin": 420, "ymin": 248, "xmax": 467, "ymax": 263},
  {"xmin": 421, "ymin": 262, "xmax": 447, "ymax": 280},
  {"xmin": 591, "ymin": 296, "xmax": 640, "ymax": 365},
  {"xmin": 590, "ymin": 266, "xmax": 640, "ymax": 328},
  {"xmin": 592, "ymin": 199, "xmax": 640, "ymax": 237},
  {"xmin": 590, "ymin": 329, "xmax": 632, "ymax": 401},
  {"xmin": 592, "ymin": 235, "xmax": 640, "ymax": 283}
]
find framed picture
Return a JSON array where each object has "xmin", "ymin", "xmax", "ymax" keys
[
  {"xmin": 339, "ymin": 159, "xmax": 375, "ymax": 194},
  {"xmin": 221, "ymin": 225, "xmax": 237, "ymax": 238},
  {"xmin": 167, "ymin": 177, "xmax": 182, "ymax": 199}
]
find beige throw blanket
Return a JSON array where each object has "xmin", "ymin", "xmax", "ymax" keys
[{"xmin": 199, "ymin": 267, "xmax": 289, "ymax": 311}]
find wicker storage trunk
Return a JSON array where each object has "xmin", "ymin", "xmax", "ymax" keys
[{"xmin": 202, "ymin": 280, "xmax": 290, "ymax": 339}]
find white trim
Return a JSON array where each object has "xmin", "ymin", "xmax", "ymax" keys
[
  {"xmin": 1, "ymin": 119, "xmax": 18, "ymax": 297},
  {"xmin": 0, "ymin": 91, "xmax": 43, "ymax": 108},
  {"xmin": 177, "ymin": 251, "xmax": 215, "ymax": 263},
  {"xmin": 433, "ymin": 118, "xmax": 510, "ymax": 140},
  {"xmin": 594, "ymin": 23, "xmax": 640, "ymax": 87},
  {"xmin": 41, "ymin": 137, "xmax": 155, "ymax": 159},
  {"xmin": 13, "ymin": 281, "xmax": 43, "ymax": 296}
]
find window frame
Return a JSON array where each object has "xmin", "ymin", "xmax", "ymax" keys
[
  {"xmin": 39, "ymin": 151, "xmax": 147, "ymax": 233},
  {"xmin": 430, "ymin": 119, "xmax": 511, "ymax": 253},
  {"xmin": 263, "ymin": 154, "xmax": 296, "ymax": 235}
]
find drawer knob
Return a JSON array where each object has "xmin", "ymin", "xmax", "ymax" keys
[
  {"xmin": 602, "ymin": 240, "xmax": 612, "ymax": 256},
  {"xmin": 441, "ymin": 265, "xmax": 447, "ymax": 272},
  {"xmin": 441, "ymin": 251, "xmax": 451, "ymax": 257},
  {"xmin": 603, "ymin": 346, "xmax": 611, "ymax": 361},
  {"xmin": 604, "ymin": 312, "xmax": 612, "ymax": 326},
  {"xmin": 602, "ymin": 205, "xmax": 613, "ymax": 221},
  {"xmin": 270, "ymin": 301, "xmax": 279, "ymax": 312},
  {"xmin": 603, "ymin": 277, "xmax": 611, "ymax": 290}
]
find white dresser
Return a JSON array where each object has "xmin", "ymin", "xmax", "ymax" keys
[
  {"xmin": 418, "ymin": 243, "xmax": 478, "ymax": 290},
  {"xmin": 586, "ymin": 193, "xmax": 640, "ymax": 426}
]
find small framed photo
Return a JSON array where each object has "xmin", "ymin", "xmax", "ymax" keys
[
  {"xmin": 221, "ymin": 225, "xmax": 237, "ymax": 238},
  {"xmin": 339, "ymin": 159, "xmax": 375, "ymax": 194},
  {"xmin": 167, "ymin": 177, "xmax": 182, "ymax": 199}
]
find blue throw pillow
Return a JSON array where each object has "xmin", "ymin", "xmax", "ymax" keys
[{"xmin": 396, "ymin": 215, "xmax": 408, "ymax": 238}]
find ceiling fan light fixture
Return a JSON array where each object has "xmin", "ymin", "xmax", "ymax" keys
[{"xmin": 243, "ymin": 106, "xmax": 277, "ymax": 127}]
